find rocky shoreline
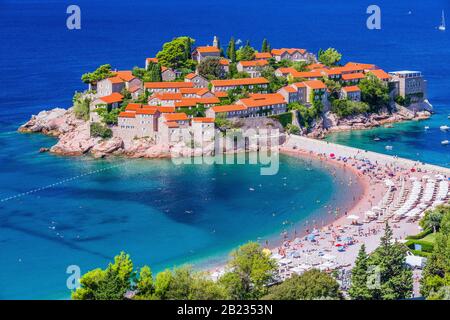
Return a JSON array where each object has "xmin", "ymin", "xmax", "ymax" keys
[
  {"xmin": 18, "ymin": 105, "xmax": 431, "ymax": 158},
  {"xmin": 306, "ymin": 105, "xmax": 431, "ymax": 139}
]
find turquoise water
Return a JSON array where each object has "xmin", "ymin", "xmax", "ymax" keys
[
  {"xmin": 326, "ymin": 105, "xmax": 450, "ymax": 168},
  {"xmin": 0, "ymin": 129, "xmax": 359, "ymax": 299}
]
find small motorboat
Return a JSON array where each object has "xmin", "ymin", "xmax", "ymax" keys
[
  {"xmin": 385, "ymin": 145, "xmax": 393, "ymax": 150},
  {"xmin": 442, "ymin": 140, "xmax": 450, "ymax": 145},
  {"xmin": 374, "ymin": 137, "xmax": 381, "ymax": 141},
  {"xmin": 440, "ymin": 125, "xmax": 450, "ymax": 131},
  {"xmin": 424, "ymin": 126, "xmax": 430, "ymax": 130}
]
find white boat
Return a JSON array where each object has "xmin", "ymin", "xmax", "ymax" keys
[
  {"xmin": 439, "ymin": 10, "xmax": 446, "ymax": 31},
  {"xmin": 385, "ymin": 145, "xmax": 393, "ymax": 150},
  {"xmin": 424, "ymin": 126, "xmax": 430, "ymax": 130},
  {"xmin": 440, "ymin": 125, "xmax": 450, "ymax": 131},
  {"xmin": 442, "ymin": 140, "xmax": 449, "ymax": 145}
]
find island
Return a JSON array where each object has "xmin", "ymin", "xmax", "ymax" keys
[{"xmin": 19, "ymin": 36, "xmax": 432, "ymax": 159}]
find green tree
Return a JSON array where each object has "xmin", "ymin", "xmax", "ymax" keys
[
  {"xmin": 156, "ymin": 37, "xmax": 196, "ymax": 70},
  {"xmin": 420, "ymin": 205, "xmax": 449, "ymax": 233},
  {"xmin": 219, "ymin": 242, "xmax": 277, "ymax": 300},
  {"xmin": 421, "ymin": 205, "xmax": 450, "ymax": 299},
  {"xmin": 90, "ymin": 122, "xmax": 113, "ymax": 139},
  {"xmin": 236, "ymin": 43, "xmax": 256, "ymax": 61},
  {"xmin": 261, "ymin": 67, "xmax": 287, "ymax": 92},
  {"xmin": 331, "ymin": 99, "xmax": 370, "ymax": 118},
  {"xmin": 367, "ymin": 223, "xmax": 413, "ymax": 300},
  {"xmin": 227, "ymin": 37, "xmax": 237, "ymax": 62},
  {"xmin": 324, "ymin": 79, "xmax": 342, "ymax": 101},
  {"xmin": 198, "ymin": 56, "xmax": 224, "ymax": 80},
  {"xmin": 72, "ymin": 92, "xmax": 91, "ymax": 120},
  {"xmin": 134, "ymin": 266, "xmax": 154, "ymax": 299},
  {"xmin": 81, "ymin": 64, "xmax": 115, "ymax": 85},
  {"xmin": 72, "ymin": 252, "xmax": 134, "ymax": 300},
  {"xmin": 286, "ymin": 123, "xmax": 300, "ymax": 135},
  {"xmin": 348, "ymin": 245, "xmax": 372, "ymax": 299},
  {"xmin": 261, "ymin": 38, "xmax": 270, "ymax": 53},
  {"xmin": 265, "ymin": 269, "xmax": 342, "ymax": 300},
  {"xmin": 318, "ymin": 48, "xmax": 342, "ymax": 67},
  {"xmin": 358, "ymin": 73, "xmax": 390, "ymax": 113}
]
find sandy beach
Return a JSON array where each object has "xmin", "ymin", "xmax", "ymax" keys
[{"xmin": 209, "ymin": 136, "xmax": 449, "ymax": 294}]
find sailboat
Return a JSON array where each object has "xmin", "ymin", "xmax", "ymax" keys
[{"xmin": 439, "ymin": 10, "xmax": 446, "ymax": 31}]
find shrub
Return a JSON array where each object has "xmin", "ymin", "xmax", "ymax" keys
[
  {"xmin": 331, "ymin": 99, "xmax": 370, "ymax": 117},
  {"xmin": 286, "ymin": 124, "xmax": 300, "ymax": 135},
  {"xmin": 269, "ymin": 112, "xmax": 292, "ymax": 128},
  {"xmin": 90, "ymin": 123, "xmax": 113, "ymax": 139}
]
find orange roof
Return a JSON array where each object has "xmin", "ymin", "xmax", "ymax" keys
[
  {"xmin": 196, "ymin": 88, "xmax": 211, "ymax": 96},
  {"xmin": 163, "ymin": 113, "xmax": 189, "ymax": 121},
  {"xmin": 151, "ymin": 93, "xmax": 183, "ymax": 100},
  {"xmin": 192, "ymin": 117, "xmax": 215, "ymax": 123},
  {"xmin": 119, "ymin": 111, "xmax": 135, "ymax": 118},
  {"xmin": 279, "ymin": 85, "xmax": 297, "ymax": 93},
  {"xmin": 319, "ymin": 68, "xmax": 342, "ymax": 76},
  {"xmin": 161, "ymin": 66, "xmax": 174, "ymax": 73},
  {"xmin": 214, "ymin": 91, "xmax": 228, "ymax": 98},
  {"xmin": 303, "ymin": 80, "xmax": 327, "ymax": 90},
  {"xmin": 276, "ymin": 67, "xmax": 297, "ymax": 75},
  {"xmin": 145, "ymin": 82, "xmax": 194, "ymax": 89},
  {"xmin": 211, "ymin": 105, "xmax": 248, "ymax": 113},
  {"xmin": 175, "ymin": 97, "xmax": 220, "ymax": 107},
  {"xmin": 211, "ymin": 77, "xmax": 269, "ymax": 87},
  {"xmin": 195, "ymin": 46, "xmax": 220, "ymax": 53},
  {"xmin": 271, "ymin": 48, "xmax": 306, "ymax": 56},
  {"xmin": 342, "ymin": 73, "xmax": 365, "ymax": 81},
  {"xmin": 345, "ymin": 62, "xmax": 376, "ymax": 70},
  {"xmin": 342, "ymin": 86, "xmax": 361, "ymax": 93},
  {"xmin": 292, "ymin": 82, "xmax": 306, "ymax": 88},
  {"xmin": 146, "ymin": 57, "xmax": 159, "ymax": 64},
  {"xmin": 125, "ymin": 103, "xmax": 142, "ymax": 111},
  {"xmin": 238, "ymin": 93, "xmax": 286, "ymax": 108},
  {"xmin": 108, "ymin": 71, "xmax": 135, "ymax": 84},
  {"xmin": 157, "ymin": 106, "xmax": 176, "ymax": 113},
  {"xmin": 136, "ymin": 107, "xmax": 158, "ymax": 115},
  {"xmin": 219, "ymin": 59, "xmax": 230, "ymax": 66},
  {"xmin": 290, "ymin": 70, "xmax": 322, "ymax": 79},
  {"xmin": 165, "ymin": 121, "xmax": 179, "ymax": 128},
  {"xmin": 306, "ymin": 63, "xmax": 325, "ymax": 70},
  {"xmin": 99, "ymin": 92, "xmax": 124, "ymax": 104},
  {"xmin": 185, "ymin": 73, "xmax": 199, "ymax": 80},
  {"xmin": 368, "ymin": 69, "xmax": 389, "ymax": 80},
  {"xmin": 238, "ymin": 60, "xmax": 269, "ymax": 67},
  {"xmin": 179, "ymin": 87, "xmax": 204, "ymax": 94},
  {"xmin": 332, "ymin": 65, "xmax": 367, "ymax": 74},
  {"xmin": 255, "ymin": 52, "xmax": 272, "ymax": 59}
]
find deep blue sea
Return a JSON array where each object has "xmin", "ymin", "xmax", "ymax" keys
[{"xmin": 0, "ymin": 0, "xmax": 449, "ymax": 299}]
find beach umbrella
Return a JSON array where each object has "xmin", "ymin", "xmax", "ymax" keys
[
  {"xmin": 411, "ymin": 168, "xmax": 416, "ymax": 173},
  {"xmin": 335, "ymin": 243, "xmax": 343, "ymax": 247},
  {"xmin": 330, "ymin": 153, "xmax": 335, "ymax": 158},
  {"xmin": 307, "ymin": 234, "xmax": 316, "ymax": 241},
  {"xmin": 262, "ymin": 248, "xmax": 272, "ymax": 257},
  {"xmin": 384, "ymin": 179, "xmax": 395, "ymax": 187},
  {"xmin": 347, "ymin": 214, "xmax": 360, "ymax": 221}
]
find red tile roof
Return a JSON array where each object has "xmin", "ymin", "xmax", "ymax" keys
[
  {"xmin": 195, "ymin": 46, "xmax": 220, "ymax": 54},
  {"xmin": 192, "ymin": 117, "xmax": 215, "ymax": 123},
  {"xmin": 144, "ymin": 82, "xmax": 194, "ymax": 89},
  {"xmin": 136, "ymin": 107, "xmax": 158, "ymax": 115},
  {"xmin": 99, "ymin": 92, "xmax": 124, "ymax": 104},
  {"xmin": 163, "ymin": 113, "xmax": 189, "ymax": 121},
  {"xmin": 238, "ymin": 93, "xmax": 286, "ymax": 108},
  {"xmin": 290, "ymin": 70, "xmax": 322, "ymax": 79},
  {"xmin": 211, "ymin": 77, "xmax": 269, "ymax": 87},
  {"xmin": 174, "ymin": 97, "xmax": 220, "ymax": 107},
  {"xmin": 368, "ymin": 69, "xmax": 390, "ymax": 80},
  {"xmin": 271, "ymin": 48, "xmax": 307, "ymax": 56},
  {"xmin": 255, "ymin": 52, "xmax": 272, "ymax": 59},
  {"xmin": 211, "ymin": 105, "xmax": 248, "ymax": 113},
  {"xmin": 238, "ymin": 60, "xmax": 269, "ymax": 67},
  {"xmin": 157, "ymin": 106, "xmax": 176, "ymax": 113},
  {"xmin": 303, "ymin": 80, "xmax": 327, "ymax": 90},
  {"xmin": 342, "ymin": 73, "xmax": 365, "ymax": 81},
  {"xmin": 342, "ymin": 85, "xmax": 361, "ymax": 93},
  {"xmin": 151, "ymin": 93, "xmax": 183, "ymax": 100},
  {"xmin": 219, "ymin": 59, "xmax": 230, "ymax": 66},
  {"xmin": 146, "ymin": 57, "xmax": 159, "ymax": 64}
]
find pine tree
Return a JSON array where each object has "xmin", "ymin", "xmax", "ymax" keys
[
  {"xmin": 262, "ymin": 39, "xmax": 268, "ymax": 53},
  {"xmin": 368, "ymin": 222, "xmax": 413, "ymax": 300},
  {"xmin": 348, "ymin": 244, "xmax": 372, "ymax": 299}
]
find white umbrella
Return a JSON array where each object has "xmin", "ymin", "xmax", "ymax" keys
[
  {"xmin": 384, "ymin": 179, "xmax": 395, "ymax": 187},
  {"xmin": 365, "ymin": 211, "xmax": 376, "ymax": 217},
  {"xmin": 347, "ymin": 214, "xmax": 360, "ymax": 220}
]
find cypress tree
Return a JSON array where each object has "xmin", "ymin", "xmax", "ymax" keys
[
  {"xmin": 262, "ymin": 39, "xmax": 269, "ymax": 53},
  {"xmin": 227, "ymin": 37, "xmax": 236, "ymax": 63}
]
